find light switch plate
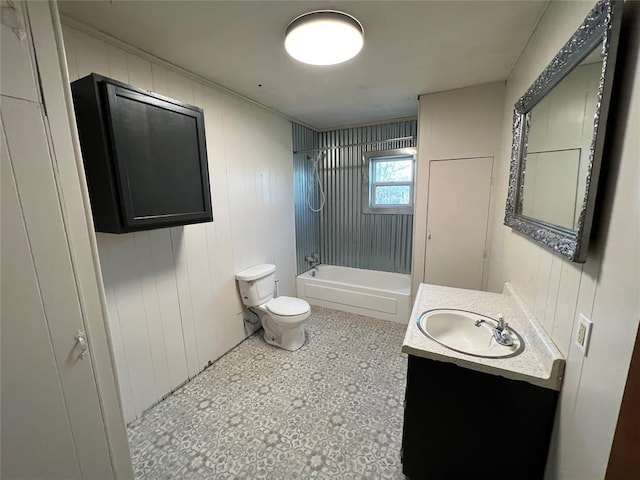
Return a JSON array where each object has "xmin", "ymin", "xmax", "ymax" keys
[{"xmin": 575, "ymin": 313, "xmax": 593, "ymax": 356}]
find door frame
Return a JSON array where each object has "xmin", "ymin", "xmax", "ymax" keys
[
  {"xmin": 26, "ymin": 2, "xmax": 133, "ymax": 477},
  {"xmin": 606, "ymin": 323, "xmax": 640, "ymax": 478},
  {"xmin": 423, "ymin": 156, "xmax": 494, "ymax": 291},
  {"xmin": 412, "ymin": 155, "xmax": 494, "ymax": 295}
]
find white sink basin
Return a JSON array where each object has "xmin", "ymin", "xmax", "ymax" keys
[{"xmin": 417, "ymin": 309, "xmax": 524, "ymax": 358}]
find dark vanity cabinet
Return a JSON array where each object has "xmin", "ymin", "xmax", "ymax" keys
[
  {"xmin": 71, "ymin": 73, "xmax": 212, "ymax": 233},
  {"xmin": 401, "ymin": 355, "xmax": 559, "ymax": 479}
]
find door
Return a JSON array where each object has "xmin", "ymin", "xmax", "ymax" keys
[
  {"xmin": 606, "ymin": 324, "xmax": 640, "ymax": 479},
  {"xmin": 1, "ymin": 96, "xmax": 116, "ymax": 480},
  {"xmin": 424, "ymin": 157, "xmax": 493, "ymax": 290},
  {"xmin": 1, "ymin": 4, "xmax": 119, "ymax": 478}
]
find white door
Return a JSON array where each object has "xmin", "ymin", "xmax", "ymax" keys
[
  {"xmin": 424, "ymin": 157, "xmax": 493, "ymax": 290},
  {"xmin": 1, "ymin": 96, "xmax": 116, "ymax": 480},
  {"xmin": 1, "ymin": 4, "xmax": 120, "ymax": 478}
]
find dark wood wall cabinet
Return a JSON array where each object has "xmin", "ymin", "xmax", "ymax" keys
[
  {"xmin": 71, "ymin": 73, "xmax": 213, "ymax": 233},
  {"xmin": 401, "ymin": 355, "xmax": 559, "ymax": 479}
]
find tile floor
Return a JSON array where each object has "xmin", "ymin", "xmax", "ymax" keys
[{"xmin": 128, "ymin": 307, "xmax": 408, "ymax": 479}]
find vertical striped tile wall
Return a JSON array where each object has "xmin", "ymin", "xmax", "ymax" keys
[
  {"xmin": 292, "ymin": 124, "xmax": 321, "ymax": 274},
  {"xmin": 319, "ymin": 120, "xmax": 417, "ymax": 274}
]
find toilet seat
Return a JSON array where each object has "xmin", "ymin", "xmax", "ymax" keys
[{"xmin": 264, "ymin": 296, "xmax": 310, "ymax": 323}]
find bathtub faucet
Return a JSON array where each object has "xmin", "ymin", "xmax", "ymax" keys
[{"xmin": 305, "ymin": 253, "xmax": 320, "ymax": 268}]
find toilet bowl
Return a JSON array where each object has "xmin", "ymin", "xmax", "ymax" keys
[
  {"xmin": 259, "ymin": 296, "xmax": 310, "ymax": 351},
  {"xmin": 236, "ymin": 264, "xmax": 310, "ymax": 351}
]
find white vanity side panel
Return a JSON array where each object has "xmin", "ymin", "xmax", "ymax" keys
[
  {"xmin": 486, "ymin": 1, "xmax": 640, "ymax": 479},
  {"xmin": 62, "ymin": 24, "xmax": 296, "ymax": 421}
]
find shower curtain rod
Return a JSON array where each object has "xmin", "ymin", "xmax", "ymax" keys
[{"xmin": 293, "ymin": 136, "xmax": 415, "ymax": 155}]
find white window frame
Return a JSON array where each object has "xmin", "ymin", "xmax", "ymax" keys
[{"xmin": 362, "ymin": 148, "xmax": 416, "ymax": 215}]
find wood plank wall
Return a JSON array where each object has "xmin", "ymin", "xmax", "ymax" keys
[
  {"xmin": 486, "ymin": 2, "xmax": 640, "ymax": 478},
  {"xmin": 62, "ymin": 24, "xmax": 297, "ymax": 422}
]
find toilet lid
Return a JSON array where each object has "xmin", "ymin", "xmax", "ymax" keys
[{"xmin": 266, "ymin": 297, "xmax": 309, "ymax": 316}]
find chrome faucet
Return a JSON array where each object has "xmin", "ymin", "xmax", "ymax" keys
[
  {"xmin": 493, "ymin": 314, "xmax": 514, "ymax": 346},
  {"xmin": 475, "ymin": 314, "xmax": 515, "ymax": 347},
  {"xmin": 305, "ymin": 252, "xmax": 320, "ymax": 267},
  {"xmin": 304, "ymin": 252, "xmax": 320, "ymax": 276}
]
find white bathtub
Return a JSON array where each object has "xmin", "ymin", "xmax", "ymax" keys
[{"xmin": 296, "ymin": 265, "xmax": 411, "ymax": 323}]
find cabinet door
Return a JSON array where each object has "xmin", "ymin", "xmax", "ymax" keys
[
  {"xmin": 0, "ymin": 8, "xmax": 120, "ymax": 473},
  {"xmin": 1, "ymin": 109, "xmax": 82, "ymax": 480},
  {"xmin": 1, "ymin": 2, "xmax": 134, "ymax": 477},
  {"xmin": 105, "ymin": 83, "xmax": 212, "ymax": 230},
  {"xmin": 1, "ymin": 95, "xmax": 115, "ymax": 480}
]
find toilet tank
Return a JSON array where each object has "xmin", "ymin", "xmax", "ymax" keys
[{"xmin": 235, "ymin": 264, "xmax": 276, "ymax": 306}]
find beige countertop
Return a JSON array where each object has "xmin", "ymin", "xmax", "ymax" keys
[{"xmin": 402, "ymin": 282, "xmax": 565, "ymax": 390}]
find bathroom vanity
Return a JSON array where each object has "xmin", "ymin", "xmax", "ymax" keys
[{"xmin": 401, "ymin": 283, "xmax": 565, "ymax": 479}]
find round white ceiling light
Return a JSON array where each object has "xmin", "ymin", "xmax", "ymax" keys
[{"xmin": 284, "ymin": 10, "xmax": 364, "ymax": 66}]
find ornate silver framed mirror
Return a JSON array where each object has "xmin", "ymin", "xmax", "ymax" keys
[{"xmin": 504, "ymin": 0, "xmax": 623, "ymax": 262}]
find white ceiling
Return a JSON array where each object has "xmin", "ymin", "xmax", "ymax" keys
[{"xmin": 58, "ymin": 1, "xmax": 549, "ymax": 130}]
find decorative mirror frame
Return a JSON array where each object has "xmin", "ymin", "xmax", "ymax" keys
[{"xmin": 504, "ymin": 0, "xmax": 623, "ymax": 262}]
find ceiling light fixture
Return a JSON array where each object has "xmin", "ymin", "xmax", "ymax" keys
[{"xmin": 284, "ymin": 10, "xmax": 364, "ymax": 66}]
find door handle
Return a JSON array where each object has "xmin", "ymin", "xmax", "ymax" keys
[
  {"xmin": 427, "ymin": 230, "xmax": 431, "ymax": 241},
  {"xmin": 74, "ymin": 330, "xmax": 88, "ymax": 359}
]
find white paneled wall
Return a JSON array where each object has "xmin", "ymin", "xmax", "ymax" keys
[
  {"xmin": 63, "ymin": 25, "xmax": 296, "ymax": 422},
  {"xmin": 487, "ymin": 2, "xmax": 640, "ymax": 479},
  {"xmin": 412, "ymin": 82, "xmax": 505, "ymax": 295}
]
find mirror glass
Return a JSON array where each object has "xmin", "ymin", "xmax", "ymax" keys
[{"xmin": 518, "ymin": 45, "xmax": 603, "ymax": 231}]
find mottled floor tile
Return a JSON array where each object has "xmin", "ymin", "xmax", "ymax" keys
[{"xmin": 128, "ymin": 307, "xmax": 408, "ymax": 479}]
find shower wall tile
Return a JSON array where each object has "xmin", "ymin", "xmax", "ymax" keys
[
  {"xmin": 319, "ymin": 121, "xmax": 417, "ymax": 274},
  {"xmin": 293, "ymin": 120, "xmax": 416, "ymax": 275},
  {"xmin": 293, "ymin": 124, "xmax": 321, "ymax": 274}
]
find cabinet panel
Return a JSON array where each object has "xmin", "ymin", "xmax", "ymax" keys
[
  {"xmin": 1, "ymin": 95, "xmax": 113, "ymax": 478},
  {"xmin": 71, "ymin": 73, "xmax": 212, "ymax": 233},
  {"xmin": 1, "ymin": 112, "xmax": 81, "ymax": 480},
  {"xmin": 402, "ymin": 355, "xmax": 558, "ymax": 479}
]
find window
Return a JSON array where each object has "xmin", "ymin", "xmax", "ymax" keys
[{"xmin": 363, "ymin": 148, "xmax": 416, "ymax": 214}]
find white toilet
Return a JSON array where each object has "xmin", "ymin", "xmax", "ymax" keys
[{"xmin": 235, "ymin": 264, "xmax": 310, "ymax": 351}]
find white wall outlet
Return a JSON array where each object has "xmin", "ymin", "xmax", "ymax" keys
[{"xmin": 575, "ymin": 313, "xmax": 593, "ymax": 356}]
